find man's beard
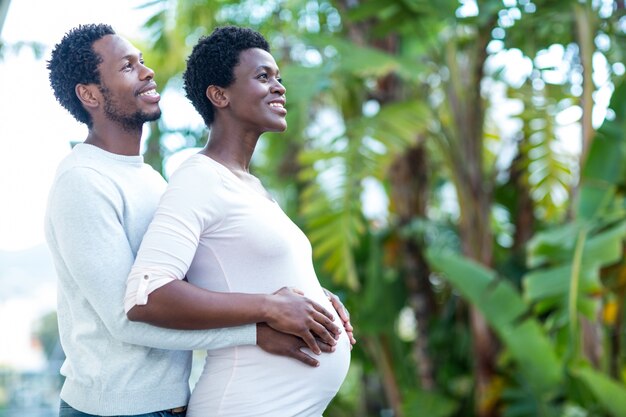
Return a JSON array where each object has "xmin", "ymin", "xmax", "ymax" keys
[{"xmin": 99, "ymin": 85, "xmax": 161, "ymax": 132}]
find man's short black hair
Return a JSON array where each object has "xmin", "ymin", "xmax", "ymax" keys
[
  {"xmin": 47, "ymin": 24, "xmax": 115, "ymax": 127},
  {"xmin": 183, "ymin": 26, "xmax": 270, "ymax": 126}
]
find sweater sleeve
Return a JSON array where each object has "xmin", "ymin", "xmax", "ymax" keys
[
  {"xmin": 125, "ymin": 158, "xmax": 227, "ymax": 310},
  {"xmin": 48, "ymin": 167, "xmax": 255, "ymax": 350}
]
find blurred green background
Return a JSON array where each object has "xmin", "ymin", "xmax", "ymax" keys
[{"xmin": 4, "ymin": 0, "xmax": 626, "ymax": 416}]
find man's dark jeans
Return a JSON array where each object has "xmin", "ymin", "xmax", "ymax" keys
[{"xmin": 59, "ymin": 400, "xmax": 187, "ymax": 417}]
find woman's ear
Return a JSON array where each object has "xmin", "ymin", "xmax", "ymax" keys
[
  {"xmin": 206, "ymin": 85, "xmax": 229, "ymax": 109},
  {"xmin": 75, "ymin": 84, "xmax": 100, "ymax": 110}
]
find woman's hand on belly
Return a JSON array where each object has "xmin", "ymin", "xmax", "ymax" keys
[
  {"xmin": 322, "ymin": 287, "xmax": 356, "ymax": 348},
  {"xmin": 256, "ymin": 323, "xmax": 335, "ymax": 367},
  {"xmin": 262, "ymin": 287, "xmax": 341, "ymax": 354}
]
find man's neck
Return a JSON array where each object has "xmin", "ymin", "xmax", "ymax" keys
[{"xmin": 85, "ymin": 124, "xmax": 143, "ymax": 156}]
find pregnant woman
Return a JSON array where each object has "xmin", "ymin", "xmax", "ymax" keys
[{"xmin": 125, "ymin": 26, "xmax": 351, "ymax": 416}]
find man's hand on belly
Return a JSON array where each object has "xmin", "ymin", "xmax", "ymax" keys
[{"xmin": 256, "ymin": 323, "xmax": 335, "ymax": 367}]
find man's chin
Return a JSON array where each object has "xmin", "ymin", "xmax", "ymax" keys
[{"xmin": 144, "ymin": 109, "xmax": 162, "ymax": 122}]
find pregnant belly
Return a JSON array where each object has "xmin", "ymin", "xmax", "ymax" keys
[{"xmin": 188, "ymin": 332, "xmax": 351, "ymax": 417}]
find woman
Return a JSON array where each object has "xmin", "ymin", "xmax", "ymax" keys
[{"xmin": 125, "ymin": 26, "xmax": 351, "ymax": 416}]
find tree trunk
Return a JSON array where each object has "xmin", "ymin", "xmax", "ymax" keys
[
  {"xmin": 445, "ymin": 16, "xmax": 500, "ymax": 416},
  {"xmin": 574, "ymin": 3, "xmax": 595, "ymax": 167},
  {"xmin": 458, "ymin": 186, "xmax": 499, "ymax": 417},
  {"xmin": 389, "ymin": 142, "xmax": 437, "ymax": 390},
  {"xmin": 573, "ymin": 1, "xmax": 603, "ymax": 369},
  {"xmin": 509, "ymin": 150, "xmax": 535, "ymax": 255},
  {"xmin": 362, "ymin": 335, "xmax": 405, "ymax": 417}
]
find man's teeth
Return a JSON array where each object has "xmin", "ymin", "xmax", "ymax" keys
[
  {"xmin": 269, "ymin": 102, "xmax": 283, "ymax": 108},
  {"xmin": 139, "ymin": 89, "xmax": 157, "ymax": 96}
]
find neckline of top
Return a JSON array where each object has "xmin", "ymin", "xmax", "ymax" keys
[{"xmin": 195, "ymin": 153, "xmax": 277, "ymax": 204}]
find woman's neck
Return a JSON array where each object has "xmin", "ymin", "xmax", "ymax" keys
[{"xmin": 202, "ymin": 128, "xmax": 259, "ymax": 173}]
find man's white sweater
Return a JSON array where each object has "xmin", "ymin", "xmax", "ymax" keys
[{"xmin": 44, "ymin": 143, "xmax": 255, "ymax": 415}]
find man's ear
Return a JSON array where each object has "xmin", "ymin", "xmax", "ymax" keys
[
  {"xmin": 206, "ymin": 85, "xmax": 228, "ymax": 109},
  {"xmin": 75, "ymin": 84, "xmax": 100, "ymax": 110}
]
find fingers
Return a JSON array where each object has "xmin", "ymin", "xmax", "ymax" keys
[
  {"xmin": 315, "ymin": 339, "xmax": 335, "ymax": 354},
  {"xmin": 341, "ymin": 317, "xmax": 355, "ymax": 346},
  {"xmin": 310, "ymin": 299, "xmax": 335, "ymax": 322},
  {"xmin": 347, "ymin": 330, "xmax": 356, "ymax": 347},
  {"xmin": 313, "ymin": 310, "xmax": 341, "ymax": 335},
  {"xmin": 290, "ymin": 287, "xmax": 304, "ymax": 296},
  {"xmin": 301, "ymin": 331, "xmax": 322, "ymax": 355},
  {"xmin": 326, "ymin": 290, "xmax": 350, "ymax": 324},
  {"xmin": 291, "ymin": 338, "xmax": 334, "ymax": 366},
  {"xmin": 309, "ymin": 319, "xmax": 340, "ymax": 347},
  {"xmin": 257, "ymin": 324, "xmax": 327, "ymax": 368},
  {"xmin": 336, "ymin": 303, "xmax": 350, "ymax": 324},
  {"xmin": 343, "ymin": 320, "xmax": 354, "ymax": 332},
  {"xmin": 270, "ymin": 287, "xmax": 352, "ymax": 349},
  {"xmin": 274, "ymin": 286, "xmax": 304, "ymax": 296},
  {"xmin": 323, "ymin": 289, "xmax": 356, "ymax": 346},
  {"xmin": 290, "ymin": 349, "xmax": 320, "ymax": 367},
  {"xmin": 308, "ymin": 300, "xmax": 344, "ymax": 346}
]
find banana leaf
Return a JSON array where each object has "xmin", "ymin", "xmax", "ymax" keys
[{"xmin": 427, "ymin": 249, "xmax": 561, "ymax": 394}]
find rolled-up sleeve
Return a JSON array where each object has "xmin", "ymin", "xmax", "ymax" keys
[{"xmin": 125, "ymin": 267, "xmax": 177, "ymax": 311}]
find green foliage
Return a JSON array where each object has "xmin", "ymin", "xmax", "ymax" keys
[
  {"xmin": 509, "ymin": 88, "xmax": 576, "ymax": 222},
  {"xmin": 572, "ymin": 367, "xmax": 626, "ymax": 416},
  {"xmin": 357, "ymin": 231, "xmax": 406, "ymax": 333},
  {"xmin": 524, "ymin": 220, "xmax": 626, "ymax": 325},
  {"xmin": 32, "ymin": 311, "xmax": 59, "ymax": 360},
  {"xmin": 403, "ymin": 388, "xmax": 459, "ymax": 417},
  {"xmin": 429, "ymin": 80, "xmax": 626, "ymax": 417},
  {"xmin": 345, "ymin": 0, "xmax": 457, "ymax": 38},
  {"xmin": 578, "ymin": 80, "xmax": 626, "ymax": 220},
  {"xmin": 427, "ymin": 249, "xmax": 562, "ymax": 395},
  {"xmin": 292, "ymin": 38, "xmax": 428, "ymax": 287}
]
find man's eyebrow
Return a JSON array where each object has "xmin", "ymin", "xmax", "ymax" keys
[{"xmin": 120, "ymin": 52, "xmax": 143, "ymax": 61}]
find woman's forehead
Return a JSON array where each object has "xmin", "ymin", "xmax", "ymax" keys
[{"xmin": 237, "ymin": 48, "xmax": 278, "ymax": 71}]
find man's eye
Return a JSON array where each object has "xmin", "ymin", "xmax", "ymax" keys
[
  {"xmin": 277, "ymin": 77, "xmax": 283, "ymax": 84},
  {"xmin": 257, "ymin": 73, "xmax": 268, "ymax": 80}
]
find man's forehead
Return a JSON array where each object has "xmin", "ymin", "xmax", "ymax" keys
[{"xmin": 93, "ymin": 34, "xmax": 141, "ymax": 62}]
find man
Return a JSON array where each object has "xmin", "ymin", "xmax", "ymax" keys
[{"xmin": 45, "ymin": 24, "xmax": 353, "ymax": 416}]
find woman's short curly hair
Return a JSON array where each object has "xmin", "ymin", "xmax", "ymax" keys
[
  {"xmin": 47, "ymin": 24, "xmax": 115, "ymax": 127},
  {"xmin": 183, "ymin": 26, "xmax": 270, "ymax": 126}
]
